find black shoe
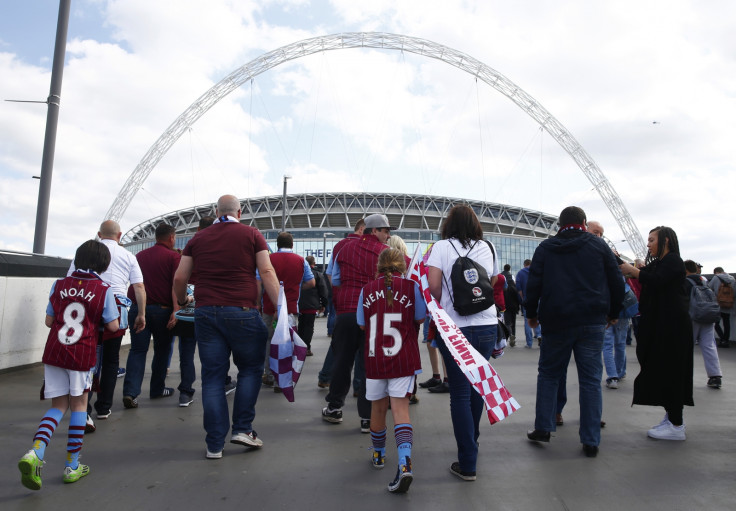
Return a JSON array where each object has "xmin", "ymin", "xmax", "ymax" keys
[
  {"xmin": 449, "ymin": 462, "xmax": 476, "ymax": 481},
  {"xmin": 428, "ymin": 381, "xmax": 450, "ymax": 393},
  {"xmin": 151, "ymin": 387, "xmax": 174, "ymax": 399},
  {"xmin": 583, "ymin": 444, "xmax": 599, "ymax": 458},
  {"xmin": 527, "ymin": 429, "xmax": 551, "ymax": 443},
  {"xmin": 718, "ymin": 340, "xmax": 730, "ymax": 348},
  {"xmin": 418, "ymin": 377, "xmax": 442, "ymax": 389},
  {"xmin": 707, "ymin": 376, "xmax": 722, "ymax": 389}
]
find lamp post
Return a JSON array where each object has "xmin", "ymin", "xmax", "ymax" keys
[
  {"xmin": 322, "ymin": 232, "xmax": 335, "ymax": 271},
  {"xmin": 281, "ymin": 175, "xmax": 291, "ymax": 232}
]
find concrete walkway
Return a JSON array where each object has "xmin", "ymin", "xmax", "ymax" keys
[{"xmin": 2, "ymin": 316, "xmax": 735, "ymax": 510}]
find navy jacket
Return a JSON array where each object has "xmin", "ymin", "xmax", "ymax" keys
[{"xmin": 524, "ymin": 230, "xmax": 624, "ymax": 332}]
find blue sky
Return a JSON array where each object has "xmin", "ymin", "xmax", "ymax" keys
[{"xmin": 1, "ymin": 0, "xmax": 735, "ymax": 269}]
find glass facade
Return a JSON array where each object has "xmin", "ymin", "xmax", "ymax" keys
[{"xmin": 129, "ymin": 228, "xmax": 544, "ymax": 276}]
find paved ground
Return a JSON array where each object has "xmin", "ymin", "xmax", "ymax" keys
[{"xmin": 2, "ymin": 316, "xmax": 735, "ymax": 511}]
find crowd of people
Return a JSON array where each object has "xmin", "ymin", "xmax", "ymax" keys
[{"xmin": 18, "ymin": 197, "xmax": 734, "ymax": 493}]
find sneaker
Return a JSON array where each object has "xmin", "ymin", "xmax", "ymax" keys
[
  {"xmin": 509, "ymin": 335, "xmax": 516, "ymax": 347},
  {"xmin": 179, "ymin": 392, "xmax": 194, "ymax": 407},
  {"xmin": 151, "ymin": 387, "xmax": 174, "ymax": 399},
  {"xmin": 63, "ymin": 464, "xmax": 90, "ymax": 484},
  {"xmin": 224, "ymin": 380, "xmax": 237, "ymax": 395},
  {"xmin": 96, "ymin": 410, "xmax": 111, "ymax": 420},
  {"xmin": 536, "ymin": 336, "xmax": 542, "ymax": 346},
  {"xmin": 317, "ymin": 381, "xmax": 330, "ymax": 389},
  {"xmin": 306, "ymin": 349, "xmax": 314, "ymax": 356},
  {"xmin": 206, "ymin": 449, "xmax": 223, "ymax": 459},
  {"xmin": 647, "ymin": 420, "xmax": 686, "ymax": 441},
  {"xmin": 650, "ymin": 413, "xmax": 670, "ymax": 430},
  {"xmin": 582, "ymin": 444, "xmax": 599, "ymax": 458},
  {"xmin": 18, "ymin": 450, "xmax": 43, "ymax": 490},
  {"xmin": 231, "ymin": 431, "xmax": 263, "ymax": 448},
  {"xmin": 606, "ymin": 378, "xmax": 619, "ymax": 389},
  {"xmin": 360, "ymin": 419, "xmax": 371, "ymax": 433},
  {"xmin": 527, "ymin": 429, "xmax": 551, "ymax": 443},
  {"xmin": 372, "ymin": 449, "xmax": 385, "ymax": 469},
  {"xmin": 427, "ymin": 381, "xmax": 450, "ymax": 393},
  {"xmin": 117, "ymin": 367, "xmax": 126, "ymax": 378},
  {"xmin": 322, "ymin": 407, "xmax": 343, "ymax": 424},
  {"xmin": 418, "ymin": 376, "xmax": 442, "ymax": 389},
  {"xmin": 449, "ymin": 461, "xmax": 476, "ymax": 481},
  {"xmin": 388, "ymin": 458, "xmax": 413, "ymax": 493},
  {"xmin": 85, "ymin": 414, "xmax": 96, "ymax": 433},
  {"xmin": 123, "ymin": 395, "xmax": 138, "ymax": 409},
  {"xmin": 707, "ymin": 376, "xmax": 722, "ymax": 389},
  {"xmin": 262, "ymin": 373, "xmax": 274, "ymax": 387}
]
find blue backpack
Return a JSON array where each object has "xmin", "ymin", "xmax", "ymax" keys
[{"xmin": 621, "ymin": 281, "xmax": 639, "ymax": 318}]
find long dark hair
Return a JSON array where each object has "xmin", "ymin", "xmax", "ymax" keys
[
  {"xmin": 441, "ymin": 204, "xmax": 483, "ymax": 248},
  {"xmin": 645, "ymin": 226, "xmax": 680, "ymax": 265}
]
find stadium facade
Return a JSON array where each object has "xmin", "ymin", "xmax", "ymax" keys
[{"xmin": 122, "ymin": 192, "xmax": 558, "ymax": 273}]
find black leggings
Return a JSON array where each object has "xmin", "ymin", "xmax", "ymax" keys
[{"xmin": 665, "ymin": 406, "xmax": 683, "ymax": 426}]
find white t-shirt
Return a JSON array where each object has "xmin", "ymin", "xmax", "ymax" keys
[
  {"xmin": 426, "ymin": 238, "xmax": 499, "ymax": 328},
  {"xmin": 68, "ymin": 238, "xmax": 143, "ymax": 296}
]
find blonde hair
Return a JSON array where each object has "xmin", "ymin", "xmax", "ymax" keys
[
  {"xmin": 377, "ymin": 248, "xmax": 407, "ymax": 307},
  {"xmin": 387, "ymin": 234, "xmax": 408, "ymax": 255}
]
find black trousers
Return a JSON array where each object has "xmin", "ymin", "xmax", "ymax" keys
[
  {"xmin": 93, "ymin": 335, "xmax": 123, "ymax": 415},
  {"xmin": 297, "ymin": 313, "xmax": 316, "ymax": 350},
  {"xmin": 324, "ymin": 313, "xmax": 371, "ymax": 419},
  {"xmin": 714, "ymin": 313, "xmax": 731, "ymax": 343}
]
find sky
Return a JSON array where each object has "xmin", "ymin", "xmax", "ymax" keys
[{"xmin": 1, "ymin": 0, "xmax": 734, "ymax": 270}]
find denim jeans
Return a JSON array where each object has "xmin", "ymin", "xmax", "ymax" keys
[
  {"xmin": 123, "ymin": 304, "xmax": 174, "ymax": 398},
  {"xmin": 326, "ymin": 301, "xmax": 336, "ymax": 336},
  {"xmin": 172, "ymin": 321, "xmax": 197, "ymax": 395},
  {"xmin": 523, "ymin": 307, "xmax": 541, "ymax": 347},
  {"xmin": 436, "ymin": 323, "xmax": 496, "ymax": 473},
  {"xmin": 195, "ymin": 306, "xmax": 267, "ymax": 453},
  {"xmin": 603, "ymin": 318, "xmax": 629, "ymax": 381},
  {"xmin": 534, "ymin": 324, "xmax": 605, "ymax": 447}
]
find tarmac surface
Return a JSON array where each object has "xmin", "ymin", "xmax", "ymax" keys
[{"xmin": 2, "ymin": 315, "xmax": 735, "ymax": 511}]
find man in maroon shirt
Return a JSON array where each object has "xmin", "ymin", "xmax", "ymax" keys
[
  {"xmin": 322, "ymin": 214, "xmax": 391, "ymax": 432},
  {"xmin": 122, "ymin": 223, "xmax": 181, "ymax": 405}
]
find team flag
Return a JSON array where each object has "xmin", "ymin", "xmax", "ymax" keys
[
  {"xmin": 269, "ymin": 285, "xmax": 308, "ymax": 402},
  {"xmin": 408, "ymin": 245, "xmax": 521, "ymax": 424}
]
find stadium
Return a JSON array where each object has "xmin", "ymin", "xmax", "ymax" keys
[{"xmin": 121, "ymin": 191, "xmax": 558, "ymax": 273}]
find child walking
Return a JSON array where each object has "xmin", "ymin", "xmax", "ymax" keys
[
  {"xmin": 356, "ymin": 248, "xmax": 426, "ymax": 493},
  {"xmin": 18, "ymin": 240, "xmax": 119, "ymax": 490}
]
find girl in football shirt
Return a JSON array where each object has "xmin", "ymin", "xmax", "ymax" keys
[
  {"xmin": 356, "ymin": 248, "xmax": 426, "ymax": 493},
  {"xmin": 18, "ymin": 240, "xmax": 119, "ymax": 490}
]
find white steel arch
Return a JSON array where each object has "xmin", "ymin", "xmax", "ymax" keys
[{"xmin": 105, "ymin": 32, "xmax": 646, "ymax": 257}]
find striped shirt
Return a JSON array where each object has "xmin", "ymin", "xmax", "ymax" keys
[{"xmin": 331, "ymin": 234, "xmax": 388, "ymax": 314}]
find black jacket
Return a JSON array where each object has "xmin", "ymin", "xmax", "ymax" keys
[{"xmin": 524, "ymin": 230, "xmax": 624, "ymax": 332}]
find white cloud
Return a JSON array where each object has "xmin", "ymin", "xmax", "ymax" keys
[{"xmin": 0, "ymin": 0, "xmax": 734, "ymax": 270}]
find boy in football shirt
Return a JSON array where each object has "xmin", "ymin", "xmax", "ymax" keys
[
  {"xmin": 18, "ymin": 240, "xmax": 120, "ymax": 490},
  {"xmin": 356, "ymin": 249, "xmax": 426, "ymax": 493}
]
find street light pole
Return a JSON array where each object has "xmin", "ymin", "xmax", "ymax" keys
[
  {"xmin": 322, "ymin": 232, "xmax": 335, "ymax": 271},
  {"xmin": 281, "ymin": 175, "xmax": 291, "ymax": 232}
]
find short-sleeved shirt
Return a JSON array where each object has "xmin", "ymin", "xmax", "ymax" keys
[
  {"xmin": 128, "ymin": 242, "xmax": 180, "ymax": 306},
  {"xmin": 357, "ymin": 274, "xmax": 426, "ymax": 379},
  {"xmin": 183, "ymin": 220, "xmax": 268, "ymax": 308},
  {"xmin": 331, "ymin": 234, "xmax": 389, "ymax": 314},
  {"xmin": 325, "ymin": 233, "xmax": 361, "ymax": 277},
  {"xmin": 43, "ymin": 271, "xmax": 118, "ymax": 371},
  {"xmin": 426, "ymin": 238, "xmax": 499, "ymax": 327},
  {"xmin": 258, "ymin": 249, "xmax": 314, "ymax": 315},
  {"xmin": 68, "ymin": 238, "xmax": 143, "ymax": 296}
]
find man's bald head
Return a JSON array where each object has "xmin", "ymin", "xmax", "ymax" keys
[
  {"xmin": 587, "ymin": 221, "xmax": 604, "ymax": 238},
  {"xmin": 98, "ymin": 220, "xmax": 122, "ymax": 241},
  {"xmin": 216, "ymin": 195, "xmax": 241, "ymax": 218}
]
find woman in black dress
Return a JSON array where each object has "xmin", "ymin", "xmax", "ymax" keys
[{"xmin": 619, "ymin": 226, "xmax": 693, "ymax": 440}]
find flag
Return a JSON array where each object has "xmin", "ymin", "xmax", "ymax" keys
[
  {"xmin": 268, "ymin": 285, "xmax": 308, "ymax": 402},
  {"xmin": 409, "ymin": 248, "xmax": 520, "ymax": 424}
]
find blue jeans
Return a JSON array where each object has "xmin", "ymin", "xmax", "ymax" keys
[
  {"xmin": 436, "ymin": 324, "xmax": 496, "ymax": 473},
  {"xmin": 123, "ymin": 304, "xmax": 174, "ymax": 398},
  {"xmin": 326, "ymin": 301, "xmax": 336, "ymax": 336},
  {"xmin": 603, "ymin": 319, "xmax": 629, "ymax": 381},
  {"xmin": 523, "ymin": 307, "xmax": 541, "ymax": 347},
  {"xmin": 195, "ymin": 306, "xmax": 267, "ymax": 452},
  {"xmin": 534, "ymin": 325, "xmax": 605, "ymax": 446}
]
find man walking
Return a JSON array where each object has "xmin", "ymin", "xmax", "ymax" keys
[
  {"xmin": 709, "ymin": 267, "xmax": 735, "ymax": 348},
  {"xmin": 516, "ymin": 259, "xmax": 541, "ymax": 348},
  {"xmin": 174, "ymin": 195, "xmax": 279, "ymax": 459},
  {"xmin": 524, "ymin": 206, "xmax": 624, "ymax": 458},
  {"xmin": 321, "ymin": 214, "xmax": 391, "ymax": 432}
]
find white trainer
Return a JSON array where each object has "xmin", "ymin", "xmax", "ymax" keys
[
  {"xmin": 231, "ymin": 431, "xmax": 263, "ymax": 448},
  {"xmin": 647, "ymin": 420, "xmax": 686, "ymax": 441}
]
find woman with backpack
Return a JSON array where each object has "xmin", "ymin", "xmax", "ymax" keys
[
  {"xmin": 619, "ymin": 226, "xmax": 693, "ymax": 441},
  {"xmin": 425, "ymin": 204, "xmax": 499, "ymax": 481}
]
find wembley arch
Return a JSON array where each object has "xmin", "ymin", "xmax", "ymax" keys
[{"xmin": 105, "ymin": 32, "xmax": 646, "ymax": 258}]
